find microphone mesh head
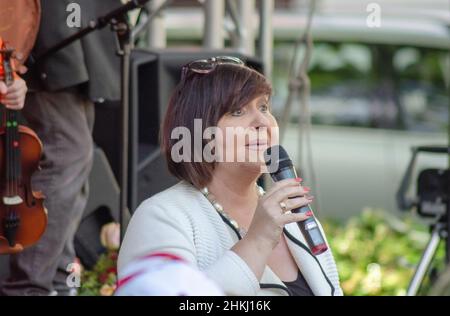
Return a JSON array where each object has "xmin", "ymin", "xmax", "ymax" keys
[{"xmin": 264, "ymin": 145, "xmax": 293, "ymax": 173}]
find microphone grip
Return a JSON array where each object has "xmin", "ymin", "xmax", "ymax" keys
[
  {"xmin": 265, "ymin": 145, "xmax": 328, "ymax": 255},
  {"xmin": 271, "ymin": 167, "xmax": 328, "ymax": 255}
]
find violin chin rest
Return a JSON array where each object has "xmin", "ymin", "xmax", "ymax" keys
[{"xmin": 0, "ymin": 237, "xmax": 24, "ymax": 254}]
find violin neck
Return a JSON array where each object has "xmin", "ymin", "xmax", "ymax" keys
[
  {"xmin": 0, "ymin": 47, "xmax": 14, "ymax": 86},
  {"xmin": 1, "ymin": 44, "xmax": 21, "ymax": 191},
  {"xmin": 0, "ymin": 45, "xmax": 15, "ymax": 125},
  {"xmin": 4, "ymin": 109, "xmax": 21, "ymax": 189}
]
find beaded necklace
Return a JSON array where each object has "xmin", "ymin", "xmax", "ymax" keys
[{"xmin": 200, "ymin": 185, "xmax": 265, "ymax": 237}]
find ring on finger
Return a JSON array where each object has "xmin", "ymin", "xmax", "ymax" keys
[{"xmin": 279, "ymin": 201, "xmax": 288, "ymax": 212}]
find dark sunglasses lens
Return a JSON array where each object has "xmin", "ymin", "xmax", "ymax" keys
[
  {"xmin": 215, "ymin": 56, "xmax": 244, "ymax": 65},
  {"xmin": 189, "ymin": 60, "xmax": 215, "ymax": 72}
]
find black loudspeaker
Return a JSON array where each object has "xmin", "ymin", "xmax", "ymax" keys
[
  {"xmin": 74, "ymin": 147, "xmax": 120, "ymax": 269},
  {"xmin": 93, "ymin": 49, "xmax": 264, "ymax": 214}
]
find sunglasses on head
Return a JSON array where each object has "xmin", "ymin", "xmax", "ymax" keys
[{"xmin": 180, "ymin": 56, "xmax": 245, "ymax": 82}]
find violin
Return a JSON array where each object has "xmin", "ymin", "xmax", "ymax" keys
[{"xmin": 0, "ymin": 40, "xmax": 47, "ymax": 254}]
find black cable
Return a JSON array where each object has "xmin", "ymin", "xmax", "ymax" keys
[
  {"xmin": 217, "ymin": 212, "xmax": 242, "ymax": 240},
  {"xmin": 260, "ymin": 283, "xmax": 292, "ymax": 296},
  {"xmin": 217, "ymin": 212, "xmax": 297, "ymax": 296}
]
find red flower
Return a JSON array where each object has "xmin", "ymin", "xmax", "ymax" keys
[
  {"xmin": 107, "ymin": 267, "xmax": 117, "ymax": 275},
  {"xmin": 109, "ymin": 252, "xmax": 118, "ymax": 261},
  {"xmin": 98, "ymin": 272, "xmax": 109, "ymax": 284}
]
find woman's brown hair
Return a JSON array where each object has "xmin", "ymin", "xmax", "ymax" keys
[{"xmin": 161, "ymin": 62, "xmax": 272, "ymax": 189}]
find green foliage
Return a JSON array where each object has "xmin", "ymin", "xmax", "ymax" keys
[
  {"xmin": 78, "ymin": 250, "xmax": 118, "ymax": 296},
  {"xmin": 323, "ymin": 208, "xmax": 446, "ymax": 296}
]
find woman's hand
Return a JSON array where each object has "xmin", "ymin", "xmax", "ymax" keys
[
  {"xmin": 232, "ymin": 178, "xmax": 313, "ymax": 279},
  {"xmin": 0, "ymin": 77, "xmax": 28, "ymax": 110},
  {"xmin": 247, "ymin": 178, "xmax": 314, "ymax": 248}
]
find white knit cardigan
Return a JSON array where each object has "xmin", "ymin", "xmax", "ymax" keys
[{"xmin": 118, "ymin": 181, "xmax": 343, "ymax": 296}]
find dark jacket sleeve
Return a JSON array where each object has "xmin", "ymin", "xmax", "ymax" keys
[{"xmin": 27, "ymin": 0, "xmax": 121, "ymax": 101}]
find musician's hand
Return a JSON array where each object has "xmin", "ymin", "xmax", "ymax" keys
[
  {"xmin": 17, "ymin": 64, "xmax": 28, "ymax": 75},
  {"xmin": 0, "ymin": 77, "xmax": 27, "ymax": 110}
]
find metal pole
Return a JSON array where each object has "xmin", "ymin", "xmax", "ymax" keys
[
  {"xmin": 258, "ymin": 0, "xmax": 274, "ymax": 80},
  {"xmin": 131, "ymin": 0, "xmax": 172, "ymax": 41},
  {"xmin": 203, "ymin": 0, "xmax": 225, "ymax": 49},
  {"xmin": 237, "ymin": 0, "xmax": 255, "ymax": 55},
  {"xmin": 114, "ymin": 20, "xmax": 133, "ymax": 241},
  {"xmin": 225, "ymin": 0, "xmax": 241, "ymax": 48},
  {"xmin": 407, "ymin": 224, "xmax": 442, "ymax": 296},
  {"xmin": 145, "ymin": 0, "xmax": 167, "ymax": 48}
]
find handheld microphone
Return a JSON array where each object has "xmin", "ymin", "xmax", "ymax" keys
[{"xmin": 264, "ymin": 145, "xmax": 328, "ymax": 255}]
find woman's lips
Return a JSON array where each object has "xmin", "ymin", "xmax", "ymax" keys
[{"xmin": 245, "ymin": 140, "xmax": 269, "ymax": 150}]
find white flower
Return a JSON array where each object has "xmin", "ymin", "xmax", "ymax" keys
[{"xmin": 100, "ymin": 222, "xmax": 120, "ymax": 251}]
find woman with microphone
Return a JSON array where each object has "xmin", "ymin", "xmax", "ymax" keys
[{"xmin": 118, "ymin": 56, "xmax": 342, "ymax": 296}]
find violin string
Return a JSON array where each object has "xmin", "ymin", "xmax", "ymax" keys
[
  {"xmin": 2, "ymin": 51, "xmax": 13, "ymax": 236},
  {"xmin": 6, "ymin": 56, "xmax": 14, "ymax": 199},
  {"xmin": 0, "ymin": 53, "xmax": 6, "ymax": 202},
  {"xmin": 8, "ymin": 110, "xmax": 12, "ymax": 197},
  {"xmin": 6, "ymin": 109, "xmax": 12, "ymax": 217},
  {"xmin": 7, "ymin": 109, "xmax": 11, "ymax": 199},
  {"xmin": 17, "ymin": 112, "xmax": 21, "ymax": 196},
  {"xmin": 13, "ymin": 110, "xmax": 17, "ymax": 197},
  {"xmin": 8, "ymin": 69, "xmax": 17, "ymax": 198},
  {"xmin": 9, "ymin": 110, "xmax": 15, "ymax": 201},
  {"xmin": 13, "ymin": 111, "xmax": 17, "ymax": 197},
  {"xmin": 10, "ymin": 110, "xmax": 17, "ymax": 218},
  {"xmin": 3, "ymin": 106, "xmax": 7, "ymax": 198},
  {"xmin": 1, "ymin": 58, "xmax": 8, "ymax": 198},
  {"xmin": 8, "ymin": 72, "xmax": 14, "ymax": 197},
  {"xmin": 6, "ymin": 110, "xmax": 13, "ymax": 196},
  {"xmin": 2, "ymin": 107, "xmax": 6, "ymax": 221},
  {"xmin": 9, "ymin": 110, "xmax": 13, "ymax": 199},
  {"xmin": 2, "ymin": 106, "xmax": 6, "ymax": 199},
  {"xmin": 15, "ymin": 112, "xmax": 20, "ymax": 198},
  {"xmin": 11, "ymin": 81, "xmax": 18, "ymax": 199},
  {"xmin": 14, "ymin": 112, "xmax": 18, "ymax": 199}
]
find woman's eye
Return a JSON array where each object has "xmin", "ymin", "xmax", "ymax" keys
[
  {"xmin": 259, "ymin": 104, "xmax": 269, "ymax": 112},
  {"xmin": 231, "ymin": 109, "xmax": 244, "ymax": 117}
]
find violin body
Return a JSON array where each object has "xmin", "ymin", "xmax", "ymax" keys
[
  {"xmin": 0, "ymin": 39, "xmax": 48, "ymax": 254},
  {"xmin": 0, "ymin": 125, "xmax": 47, "ymax": 253}
]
